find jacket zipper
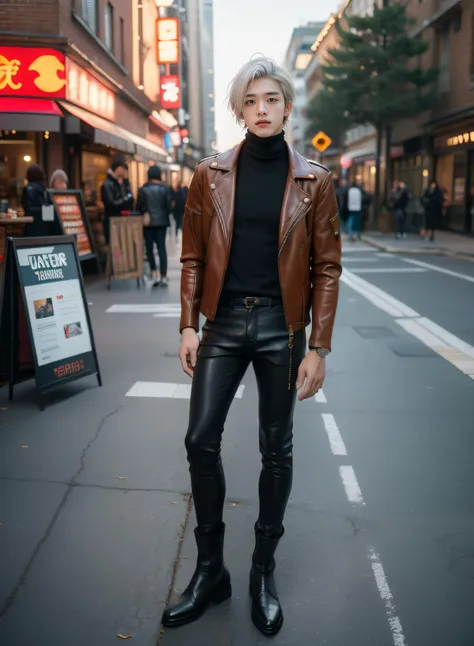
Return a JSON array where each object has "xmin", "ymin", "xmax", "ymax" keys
[
  {"xmin": 288, "ymin": 325, "xmax": 294, "ymax": 391},
  {"xmin": 278, "ymin": 202, "xmax": 309, "ymax": 256}
]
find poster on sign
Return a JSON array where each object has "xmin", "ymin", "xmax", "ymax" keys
[
  {"xmin": 48, "ymin": 189, "xmax": 96, "ymax": 260},
  {"xmin": 9, "ymin": 236, "xmax": 101, "ymax": 408}
]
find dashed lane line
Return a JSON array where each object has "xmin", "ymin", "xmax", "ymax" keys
[
  {"xmin": 321, "ymin": 413, "xmax": 348, "ymax": 456},
  {"xmin": 339, "ymin": 465, "xmax": 366, "ymax": 506},
  {"xmin": 369, "ymin": 548, "xmax": 407, "ymax": 646},
  {"xmin": 402, "ymin": 257, "xmax": 474, "ymax": 283}
]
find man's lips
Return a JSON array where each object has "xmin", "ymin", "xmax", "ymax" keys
[{"xmin": 256, "ymin": 121, "xmax": 270, "ymax": 125}]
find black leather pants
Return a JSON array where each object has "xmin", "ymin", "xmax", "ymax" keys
[{"xmin": 184, "ymin": 297, "xmax": 305, "ymax": 538}]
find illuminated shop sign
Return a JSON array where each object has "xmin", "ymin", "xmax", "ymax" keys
[
  {"xmin": 156, "ymin": 18, "xmax": 180, "ymax": 65},
  {"xmin": 0, "ymin": 47, "xmax": 66, "ymax": 98},
  {"xmin": 67, "ymin": 60, "xmax": 115, "ymax": 121},
  {"xmin": 160, "ymin": 75, "xmax": 180, "ymax": 109},
  {"xmin": 436, "ymin": 130, "xmax": 474, "ymax": 148}
]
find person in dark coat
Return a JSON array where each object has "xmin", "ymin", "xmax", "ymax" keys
[
  {"xmin": 169, "ymin": 176, "xmax": 188, "ymax": 241},
  {"xmin": 422, "ymin": 180, "xmax": 443, "ymax": 242},
  {"xmin": 137, "ymin": 165, "xmax": 173, "ymax": 287},
  {"xmin": 394, "ymin": 181, "xmax": 410, "ymax": 239},
  {"xmin": 22, "ymin": 164, "xmax": 55, "ymax": 237},
  {"xmin": 100, "ymin": 156, "xmax": 134, "ymax": 243}
]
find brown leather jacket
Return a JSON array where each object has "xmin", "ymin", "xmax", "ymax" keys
[{"xmin": 180, "ymin": 141, "xmax": 342, "ymax": 350}]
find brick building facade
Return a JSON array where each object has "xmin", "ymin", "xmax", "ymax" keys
[{"xmin": 0, "ymin": 0, "xmax": 179, "ymax": 238}]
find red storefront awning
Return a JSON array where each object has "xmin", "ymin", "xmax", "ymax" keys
[{"xmin": 0, "ymin": 98, "xmax": 63, "ymax": 132}]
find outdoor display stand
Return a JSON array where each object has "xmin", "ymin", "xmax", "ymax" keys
[
  {"xmin": 48, "ymin": 189, "xmax": 100, "ymax": 274},
  {"xmin": 3, "ymin": 235, "xmax": 102, "ymax": 411},
  {"xmin": 105, "ymin": 215, "xmax": 145, "ymax": 289}
]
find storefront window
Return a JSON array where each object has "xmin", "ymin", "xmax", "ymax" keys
[
  {"xmin": 0, "ymin": 132, "xmax": 37, "ymax": 210},
  {"xmin": 81, "ymin": 151, "xmax": 110, "ymax": 207}
]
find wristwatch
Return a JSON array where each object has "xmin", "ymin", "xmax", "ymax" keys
[{"xmin": 309, "ymin": 346, "xmax": 330, "ymax": 359}]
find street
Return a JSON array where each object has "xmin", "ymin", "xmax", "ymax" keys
[{"xmin": 1, "ymin": 237, "xmax": 473, "ymax": 646}]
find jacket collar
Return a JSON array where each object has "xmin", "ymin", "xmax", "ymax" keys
[
  {"xmin": 212, "ymin": 139, "xmax": 316, "ymax": 180},
  {"xmin": 208, "ymin": 139, "xmax": 317, "ymax": 250}
]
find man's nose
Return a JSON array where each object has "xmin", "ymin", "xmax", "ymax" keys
[{"xmin": 257, "ymin": 101, "xmax": 267, "ymax": 115}]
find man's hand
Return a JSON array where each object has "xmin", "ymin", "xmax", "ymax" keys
[
  {"xmin": 296, "ymin": 351, "xmax": 326, "ymax": 401},
  {"xmin": 179, "ymin": 328, "xmax": 200, "ymax": 378}
]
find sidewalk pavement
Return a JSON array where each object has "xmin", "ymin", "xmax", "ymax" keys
[{"xmin": 361, "ymin": 230, "xmax": 474, "ymax": 259}]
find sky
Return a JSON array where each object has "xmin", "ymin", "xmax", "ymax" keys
[{"xmin": 212, "ymin": 0, "xmax": 341, "ymax": 152}]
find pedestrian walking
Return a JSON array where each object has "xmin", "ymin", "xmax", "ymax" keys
[
  {"xmin": 394, "ymin": 180, "xmax": 409, "ymax": 239},
  {"xmin": 169, "ymin": 176, "xmax": 188, "ymax": 242},
  {"xmin": 49, "ymin": 169, "xmax": 69, "ymax": 190},
  {"xmin": 100, "ymin": 155, "xmax": 134, "ymax": 243},
  {"xmin": 347, "ymin": 180, "xmax": 363, "ymax": 241},
  {"xmin": 422, "ymin": 180, "xmax": 443, "ymax": 242},
  {"xmin": 335, "ymin": 177, "xmax": 348, "ymax": 233},
  {"xmin": 137, "ymin": 165, "xmax": 173, "ymax": 287},
  {"xmin": 22, "ymin": 164, "xmax": 55, "ymax": 237},
  {"xmin": 162, "ymin": 56, "xmax": 342, "ymax": 636}
]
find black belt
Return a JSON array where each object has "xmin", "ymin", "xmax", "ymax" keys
[{"xmin": 220, "ymin": 296, "xmax": 283, "ymax": 309}]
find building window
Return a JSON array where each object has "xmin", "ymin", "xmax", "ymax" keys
[
  {"xmin": 438, "ymin": 25, "xmax": 451, "ymax": 93},
  {"xmin": 81, "ymin": 0, "xmax": 98, "ymax": 33},
  {"xmin": 120, "ymin": 17, "xmax": 125, "ymax": 65},
  {"xmin": 104, "ymin": 2, "xmax": 114, "ymax": 52}
]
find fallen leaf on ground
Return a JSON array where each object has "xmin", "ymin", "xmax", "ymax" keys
[
  {"xmin": 170, "ymin": 501, "xmax": 178, "ymax": 505},
  {"xmin": 117, "ymin": 477, "xmax": 130, "ymax": 480},
  {"xmin": 21, "ymin": 445, "xmax": 28, "ymax": 449},
  {"xmin": 116, "ymin": 634, "xmax": 132, "ymax": 640}
]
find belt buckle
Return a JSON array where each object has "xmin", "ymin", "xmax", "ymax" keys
[{"xmin": 244, "ymin": 296, "xmax": 259, "ymax": 309}]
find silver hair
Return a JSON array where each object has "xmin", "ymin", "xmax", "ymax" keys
[{"xmin": 227, "ymin": 55, "xmax": 295, "ymax": 126}]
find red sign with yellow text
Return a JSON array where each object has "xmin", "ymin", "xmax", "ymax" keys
[{"xmin": 0, "ymin": 47, "xmax": 66, "ymax": 99}]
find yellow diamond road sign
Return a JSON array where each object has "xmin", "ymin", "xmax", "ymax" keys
[{"xmin": 312, "ymin": 131, "xmax": 332, "ymax": 153}]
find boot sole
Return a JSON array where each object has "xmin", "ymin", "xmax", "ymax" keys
[{"xmin": 162, "ymin": 581, "xmax": 232, "ymax": 628}]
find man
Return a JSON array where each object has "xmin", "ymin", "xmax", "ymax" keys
[
  {"xmin": 101, "ymin": 155, "xmax": 134, "ymax": 243},
  {"xmin": 347, "ymin": 179, "xmax": 363, "ymax": 242},
  {"xmin": 137, "ymin": 165, "xmax": 173, "ymax": 287},
  {"xmin": 394, "ymin": 180, "xmax": 409, "ymax": 240},
  {"xmin": 162, "ymin": 56, "xmax": 342, "ymax": 636},
  {"xmin": 169, "ymin": 175, "xmax": 188, "ymax": 242}
]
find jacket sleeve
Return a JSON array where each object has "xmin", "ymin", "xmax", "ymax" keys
[
  {"xmin": 309, "ymin": 172, "xmax": 342, "ymax": 351},
  {"xmin": 102, "ymin": 181, "xmax": 129, "ymax": 209},
  {"xmin": 136, "ymin": 187, "xmax": 147, "ymax": 214},
  {"xmin": 179, "ymin": 165, "xmax": 206, "ymax": 333}
]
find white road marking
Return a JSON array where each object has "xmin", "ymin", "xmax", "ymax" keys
[
  {"xmin": 339, "ymin": 466, "xmax": 365, "ymax": 505},
  {"xmin": 343, "ymin": 268, "xmax": 474, "ymax": 379},
  {"xmin": 322, "ymin": 414, "xmax": 347, "ymax": 456},
  {"xmin": 107, "ymin": 304, "xmax": 180, "ymax": 313},
  {"xmin": 396, "ymin": 319, "xmax": 474, "ymax": 377},
  {"xmin": 153, "ymin": 313, "xmax": 181, "ymax": 318},
  {"xmin": 314, "ymin": 389, "xmax": 327, "ymax": 403},
  {"xmin": 402, "ymin": 257, "xmax": 474, "ymax": 283},
  {"xmin": 341, "ymin": 245, "xmax": 375, "ymax": 253},
  {"xmin": 126, "ymin": 381, "xmax": 245, "ymax": 399},
  {"xmin": 369, "ymin": 547, "xmax": 407, "ymax": 646},
  {"xmin": 342, "ymin": 257, "xmax": 379, "ymax": 263},
  {"xmin": 341, "ymin": 270, "xmax": 420, "ymax": 318},
  {"xmin": 351, "ymin": 267, "xmax": 427, "ymax": 274}
]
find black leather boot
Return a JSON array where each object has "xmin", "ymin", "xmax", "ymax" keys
[
  {"xmin": 162, "ymin": 523, "xmax": 231, "ymax": 628},
  {"xmin": 249, "ymin": 524, "xmax": 284, "ymax": 636}
]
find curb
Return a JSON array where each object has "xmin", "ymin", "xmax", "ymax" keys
[{"xmin": 361, "ymin": 236, "xmax": 474, "ymax": 262}]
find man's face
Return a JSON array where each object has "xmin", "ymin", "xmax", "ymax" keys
[
  {"xmin": 242, "ymin": 77, "xmax": 291, "ymax": 138},
  {"xmin": 114, "ymin": 166, "xmax": 126, "ymax": 181}
]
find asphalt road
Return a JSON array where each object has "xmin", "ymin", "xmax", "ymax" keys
[{"xmin": 1, "ymin": 237, "xmax": 473, "ymax": 646}]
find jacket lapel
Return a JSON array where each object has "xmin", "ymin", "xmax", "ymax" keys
[
  {"xmin": 208, "ymin": 142, "xmax": 243, "ymax": 243},
  {"xmin": 278, "ymin": 145, "xmax": 315, "ymax": 250}
]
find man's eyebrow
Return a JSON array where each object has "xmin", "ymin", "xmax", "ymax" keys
[{"xmin": 245, "ymin": 91, "xmax": 281, "ymax": 97}]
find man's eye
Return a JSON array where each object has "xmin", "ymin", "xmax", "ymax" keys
[{"xmin": 245, "ymin": 100, "xmax": 254, "ymax": 105}]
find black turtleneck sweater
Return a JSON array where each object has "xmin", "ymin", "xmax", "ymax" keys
[{"xmin": 222, "ymin": 130, "xmax": 289, "ymax": 298}]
